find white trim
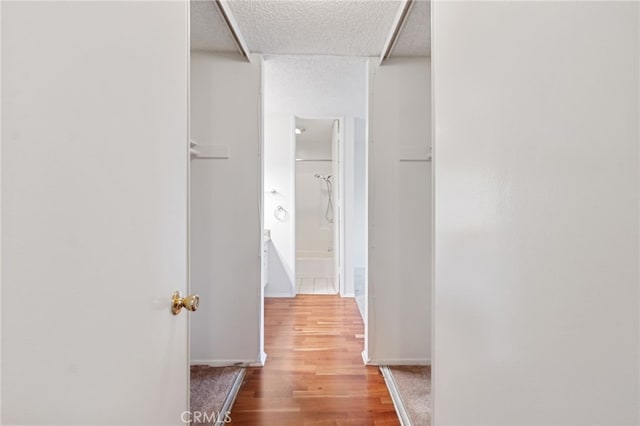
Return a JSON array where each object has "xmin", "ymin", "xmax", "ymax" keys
[
  {"xmin": 191, "ymin": 359, "xmax": 262, "ymax": 367},
  {"xmin": 338, "ymin": 116, "xmax": 346, "ymax": 299},
  {"xmin": 215, "ymin": 368, "xmax": 246, "ymax": 426},
  {"xmin": 259, "ymin": 55, "xmax": 266, "ymax": 371},
  {"xmin": 364, "ymin": 59, "xmax": 373, "ymax": 372},
  {"xmin": 295, "ymin": 273, "xmax": 334, "ymax": 278},
  {"xmin": 290, "ymin": 114, "xmax": 297, "ymax": 296},
  {"xmin": 258, "ymin": 351, "xmax": 267, "ymax": 367},
  {"xmin": 361, "ymin": 350, "xmax": 370, "ymax": 365},
  {"xmin": 214, "ymin": 0, "xmax": 251, "ymax": 62},
  {"xmin": 264, "ymin": 292, "xmax": 296, "ymax": 298},
  {"xmin": 185, "ymin": 0, "xmax": 192, "ymax": 416},
  {"xmin": 364, "ymin": 358, "xmax": 431, "ymax": 366},
  {"xmin": 380, "ymin": 366, "xmax": 412, "ymax": 426},
  {"xmin": 379, "ymin": 0, "xmax": 414, "ymax": 65}
]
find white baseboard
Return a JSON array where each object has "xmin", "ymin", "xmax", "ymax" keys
[
  {"xmin": 191, "ymin": 359, "xmax": 262, "ymax": 367},
  {"xmin": 341, "ymin": 292, "xmax": 355, "ymax": 298},
  {"xmin": 361, "ymin": 350, "xmax": 370, "ymax": 365},
  {"xmin": 254, "ymin": 351, "xmax": 267, "ymax": 367},
  {"xmin": 295, "ymin": 274, "xmax": 333, "ymax": 278},
  {"xmin": 364, "ymin": 358, "xmax": 431, "ymax": 366},
  {"xmin": 264, "ymin": 292, "xmax": 295, "ymax": 298}
]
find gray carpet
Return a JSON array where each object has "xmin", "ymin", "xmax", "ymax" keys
[
  {"xmin": 388, "ymin": 365, "xmax": 431, "ymax": 425},
  {"xmin": 190, "ymin": 365, "xmax": 243, "ymax": 424}
]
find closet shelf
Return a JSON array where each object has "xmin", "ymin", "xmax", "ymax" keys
[{"xmin": 189, "ymin": 144, "xmax": 230, "ymax": 160}]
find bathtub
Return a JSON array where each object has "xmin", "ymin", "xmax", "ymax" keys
[{"xmin": 296, "ymin": 250, "xmax": 335, "ymax": 278}]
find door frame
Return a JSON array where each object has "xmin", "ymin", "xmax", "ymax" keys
[
  {"xmin": 186, "ymin": 0, "xmax": 192, "ymax": 411},
  {"xmin": 291, "ymin": 115, "xmax": 346, "ymax": 296}
]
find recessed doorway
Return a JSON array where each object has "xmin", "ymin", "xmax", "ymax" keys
[{"xmin": 295, "ymin": 117, "xmax": 341, "ymax": 295}]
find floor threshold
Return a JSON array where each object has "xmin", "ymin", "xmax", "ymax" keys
[
  {"xmin": 216, "ymin": 368, "xmax": 246, "ymax": 426},
  {"xmin": 380, "ymin": 365, "xmax": 412, "ymax": 426}
]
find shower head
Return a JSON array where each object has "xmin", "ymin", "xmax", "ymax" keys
[{"xmin": 314, "ymin": 174, "xmax": 332, "ymax": 181}]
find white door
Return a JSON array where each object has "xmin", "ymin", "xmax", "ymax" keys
[
  {"xmin": 331, "ymin": 119, "xmax": 341, "ymax": 293},
  {"xmin": 2, "ymin": 1, "xmax": 190, "ymax": 424}
]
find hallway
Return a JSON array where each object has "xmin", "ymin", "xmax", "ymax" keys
[{"xmin": 229, "ymin": 296, "xmax": 399, "ymax": 425}]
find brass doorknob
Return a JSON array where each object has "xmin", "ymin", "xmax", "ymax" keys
[{"xmin": 171, "ymin": 291, "xmax": 199, "ymax": 315}]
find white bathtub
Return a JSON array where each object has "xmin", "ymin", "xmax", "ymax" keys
[{"xmin": 296, "ymin": 250, "xmax": 334, "ymax": 277}]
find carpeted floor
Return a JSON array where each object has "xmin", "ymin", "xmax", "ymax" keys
[
  {"xmin": 388, "ymin": 366, "xmax": 431, "ymax": 425},
  {"xmin": 190, "ymin": 366, "xmax": 243, "ymax": 424}
]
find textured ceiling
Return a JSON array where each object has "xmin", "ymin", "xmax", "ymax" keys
[
  {"xmin": 190, "ymin": 0, "xmax": 237, "ymax": 52},
  {"xmin": 226, "ymin": 0, "xmax": 402, "ymax": 56},
  {"xmin": 190, "ymin": 0, "xmax": 430, "ymax": 57},
  {"xmin": 264, "ymin": 55, "xmax": 367, "ymax": 117},
  {"xmin": 392, "ymin": 0, "xmax": 430, "ymax": 56}
]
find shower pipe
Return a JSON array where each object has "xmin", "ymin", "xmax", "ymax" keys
[{"xmin": 314, "ymin": 174, "xmax": 334, "ymax": 224}]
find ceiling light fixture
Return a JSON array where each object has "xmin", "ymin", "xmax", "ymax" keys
[{"xmin": 295, "ymin": 127, "xmax": 306, "ymax": 135}]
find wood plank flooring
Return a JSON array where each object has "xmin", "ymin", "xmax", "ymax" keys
[{"xmin": 229, "ymin": 295, "xmax": 399, "ymax": 426}]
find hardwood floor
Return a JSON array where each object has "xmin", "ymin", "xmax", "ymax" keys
[{"xmin": 229, "ymin": 295, "xmax": 399, "ymax": 426}]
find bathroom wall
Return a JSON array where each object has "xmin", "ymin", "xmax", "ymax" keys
[
  {"xmin": 433, "ymin": 2, "xmax": 639, "ymax": 424},
  {"xmin": 295, "ymin": 161, "xmax": 334, "ymax": 258},
  {"xmin": 295, "ymin": 118, "xmax": 335, "ymax": 261},
  {"xmin": 263, "ymin": 55, "xmax": 367, "ymax": 297},
  {"xmin": 190, "ymin": 52, "xmax": 263, "ymax": 365},
  {"xmin": 263, "ymin": 113, "xmax": 296, "ymax": 296},
  {"xmin": 366, "ymin": 57, "xmax": 432, "ymax": 365}
]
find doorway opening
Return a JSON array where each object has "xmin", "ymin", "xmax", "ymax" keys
[
  {"xmin": 294, "ymin": 117, "xmax": 342, "ymax": 295},
  {"xmin": 261, "ymin": 56, "xmax": 368, "ymax": 320}
]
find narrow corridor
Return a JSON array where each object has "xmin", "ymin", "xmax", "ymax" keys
[{"xmin": 229, "ymin": 295, "xmax": 398, "ymax": 425}]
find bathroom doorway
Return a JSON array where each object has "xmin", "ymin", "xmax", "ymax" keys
[
  {"xmin": 294, "ymin": 117, "xmax": 342, "ymax": 295},
  {"xmin": 261, "ymin": 55, "xmax": 368, "ymax": 317}
]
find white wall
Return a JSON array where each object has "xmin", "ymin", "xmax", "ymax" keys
[
  {"xmin": 353, "ymin": 118, "xmax": 367, "ymax": 269},
  {"xmin": 263, "ymin": 55, "xmax": 367, "ymax": 297},
  {"xmin": 366, "ymin": 57, "xmax": 432, "ymax": 365},
  {"xmin": 264, "ymin": 114, "xmax": 297, "ymax": 296},
  {"xmin": 190, "ymin": 52, "xmax": 263, "ymax": 365},
  {"xmin": 433, "ymin": 2, "xmax": 639, "ymax": 424},
  {"xmin": 295, "ymin": 161, "xmax": 334, "ymax": 257}
]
